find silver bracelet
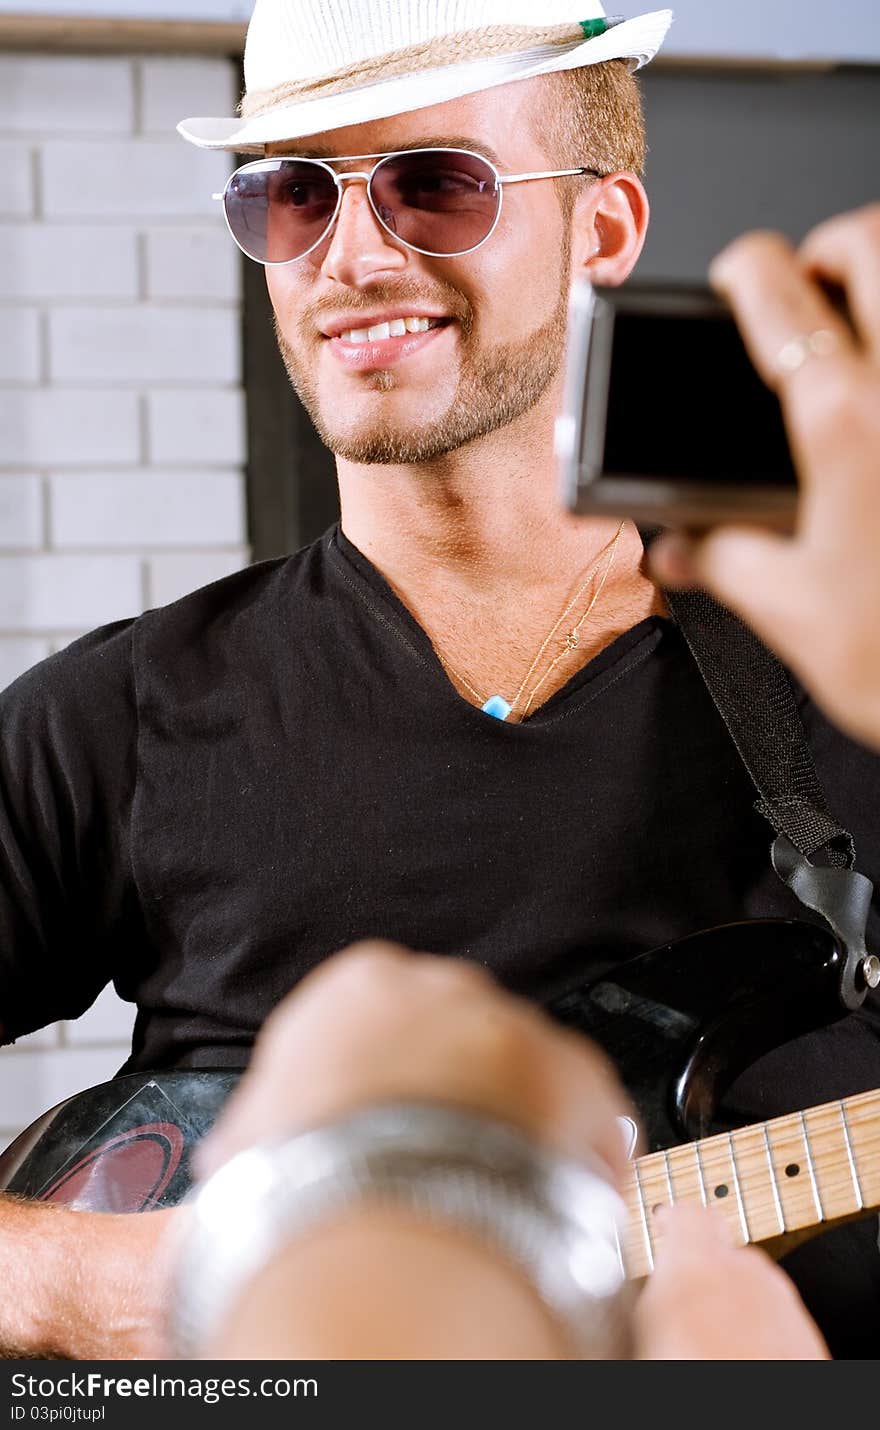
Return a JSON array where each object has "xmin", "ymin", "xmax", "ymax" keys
[{"xmin": 169, "ymin": 1102, "xmax": 631, "ymax": 1360}]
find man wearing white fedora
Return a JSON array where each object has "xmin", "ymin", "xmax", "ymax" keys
[{"xmin": 1, "ymin": 0, "xmax": 880, "ymax": 1359}]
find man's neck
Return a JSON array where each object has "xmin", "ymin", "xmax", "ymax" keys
[
  {"xmin": 333, "ymin": 391, "xmax": 664, "ymax": 718},
  {"xmin": 336, "ymin": 388, "xmax": 634, "ymax": 603}
]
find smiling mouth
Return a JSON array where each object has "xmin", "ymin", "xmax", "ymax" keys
[{"xmin": 328, "ymin": 316, "xmax": 452, "ymax": 345}]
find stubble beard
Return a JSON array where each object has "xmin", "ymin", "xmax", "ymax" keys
[{"xmin": 274, "ymin": 264, "xmax": 572, "ymax": 466}]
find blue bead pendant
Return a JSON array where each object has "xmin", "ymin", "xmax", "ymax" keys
[{"xmin": 482, "ymin": 695, "xmax": 512, "ymax": 721}]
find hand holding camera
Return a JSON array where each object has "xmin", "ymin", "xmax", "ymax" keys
[{"xmin": 649, "ymin": 203, "xmax": 880, "ymax": 752}]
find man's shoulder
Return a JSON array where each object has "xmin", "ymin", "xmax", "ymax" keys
[
  {"xmin": 0, "ymin": 619, "xmax": 141, "ymax": 797},
  {"xmin": 0, "ymin": 535, "xmax": 334, "ymax": 739},
  {"xmin": 0, "ymin": 618, "xmax": 136, "ymax": 730},
  {"xmin": 133, "ymin": 535, "xmax": 333, "ymax": 669}
]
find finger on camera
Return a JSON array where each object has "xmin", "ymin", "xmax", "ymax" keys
[
  {"xmin": 709, "ymin": 231, "xmax": 855, "ymax": 396},
  {"xmin": 797, "ymin": 203, "xmax": 880, "ymax": 357}
]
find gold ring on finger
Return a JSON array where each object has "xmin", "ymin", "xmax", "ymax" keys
[{"xmin": 774, "ymin": 327, "xmax": 840, "ymax": 377}]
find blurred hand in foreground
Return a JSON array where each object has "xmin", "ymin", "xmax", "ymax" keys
[
  {"xmin": 190, "ymin": 944, "xmax": 829, "ymax": 1361},
  {"xmin": 196, "ymin": 940, "xmax": 630, "ymax": 1185}
]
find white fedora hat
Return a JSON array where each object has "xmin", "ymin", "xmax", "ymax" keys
[{"xmin": 178, "ymin": 1, "xmax": 673, "ymax": 154}]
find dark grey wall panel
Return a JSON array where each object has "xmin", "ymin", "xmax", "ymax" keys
[{"xmin": 638, "ymin": 66, "xmax": 880, "ymax": 282}]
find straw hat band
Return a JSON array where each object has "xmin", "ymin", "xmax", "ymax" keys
[{"xmin": 240, "ymin": 23, "xmax": 585, "ymax": 120}]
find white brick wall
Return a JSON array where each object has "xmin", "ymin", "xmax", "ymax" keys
[
  {"xmin": 145, "ymin": 227, "xmax": 240, "ymax": 302},
  {"xmin": 0, "ymin": 50, "xmax": 251, "ymax": 1150},
  {"xmin": 147, "ymin": 549, "xmax": 250, "ymax": 606},
  {"xmin": 147, "ymin": 388, "xmax": 246, "ymax": 465},
  {"xmin": 41, "ymin": 140, "xmax": 228, "ymax": 219},
  {"xmin": 49, "ymin": 470, "xmax": 246, "ymax": 548},
  {"xmin": 0, "ymin": 307, "xmax": 43, "ymax": 382},
  {"xmin": 1, "ymin": 388, "xmax": 142, "ymax": 467},
  {"xmin": 0, "ymin": 476, "xmax": 43, "ymax": 549},
  {"xmin": 48, "ymin": 306, "xmax": 241, "ymax": 383},
  {"xmin": 0, "ymin": 55, "xmax": 135, "ymax": 134},
  {"xmin": 0, "ymin": 143, "xmax": 35, "ymax": 217},
  {"xmin": 139, "ymin": 57, "xmax": 238, "ymax": 136},
  {"xmin": 0, "ymin": 224, "xmax": 140, "ymax": 301}
]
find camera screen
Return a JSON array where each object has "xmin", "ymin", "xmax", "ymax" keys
[{"xmin": 602, "ymin": 307, "xmax": 797, "ymax": 487}]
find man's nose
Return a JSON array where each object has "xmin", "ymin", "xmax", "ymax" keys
[{"xmin": 317, "ymin": 178, "xmax": 408, "ymax": 287}]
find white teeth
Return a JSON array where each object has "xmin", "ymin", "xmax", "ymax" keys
[{"xmin": 338, "ymin": 316, "xmax": 439, "ymax": 342}]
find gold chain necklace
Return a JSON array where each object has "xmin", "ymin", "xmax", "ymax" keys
[{"xmin": 436, "ymin": 520, "xmax": 627, "ymax": 722}]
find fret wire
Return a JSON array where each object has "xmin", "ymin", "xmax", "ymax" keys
[
  {"xmin": 612, "ymin": 1218, "xmax": 627, "ymax": 1279},
  {"xmin": 661, "ymin": 1148, "xmax": 675, "ymax": 1204},
  {"xmin": 693, "ymin": 1140, "xmax": 709, "ymax": 1207},
  {"xmin": 760, "ymin": 1122, "xmax": 786, "ymax": 1234},
  {"xmin": 633, "ymin": 1159, "xmax": 655, "ymax": 1270},
  {"xmin": 839, "ymin": 1101, "xmax": 865, "ymax": 1210},
  {"xmin": 799, "ymin": 1110, "xmax": 825, "ymax": 1221},
  {"xmin": 727, "ymin": 1131, "xmax": 750, "ymax": 1242}
]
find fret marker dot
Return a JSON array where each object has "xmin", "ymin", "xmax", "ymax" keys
[
  {"xmin": 785, "ymin": 1163, "xmax": 800, "ymax": 1178},
  {"xmin": 714, "ymin": 1184, "xmax": 729, "ymax": 1199}
]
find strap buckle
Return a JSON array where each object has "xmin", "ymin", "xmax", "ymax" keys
[{"xmin": 772, "ymin": 834, "xmax": 879, "ymax": 1011}]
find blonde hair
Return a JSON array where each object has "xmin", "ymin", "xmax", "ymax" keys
[{"xmin": 532, "ymin": 59, "xmax": 647, "ymax": 180}]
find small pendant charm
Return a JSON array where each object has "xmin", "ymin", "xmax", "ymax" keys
[
  {"xmin": 482, "ymin": 695, "xmax": 512, "ymax": 721},
  {"xmin": 565, "ymin": 631, "xmax": 579, "ymax": 650}
]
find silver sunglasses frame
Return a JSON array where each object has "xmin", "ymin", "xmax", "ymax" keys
[{"xmin": 212, "ymin": 147, "xmax": 602, "ymax": 265}]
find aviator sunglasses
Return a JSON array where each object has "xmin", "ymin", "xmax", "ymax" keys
[{"xmin": 214, "ymin": 147, "xmax": 604, "ymax": 265}]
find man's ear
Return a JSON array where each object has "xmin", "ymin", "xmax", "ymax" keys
[{"xmin": 571, "ymin": 173, "xmax": 650, "ymax": 287}]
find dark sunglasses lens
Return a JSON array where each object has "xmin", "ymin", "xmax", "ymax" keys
[
  {"xmin": 371, "ymin": 151, "xmax": 500, "ymax": 255},
  {"xmin": 225, "ymin": 161, "xmax": 338, "ymax": 263}
]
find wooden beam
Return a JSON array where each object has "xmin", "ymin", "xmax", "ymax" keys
[
  {"xmin": 653, "ymin": 53, "xmax": 835, "ymax": 73},
  {"xmin": 0, "ymin": 15, "xmax": 247, "ymax": 55}
]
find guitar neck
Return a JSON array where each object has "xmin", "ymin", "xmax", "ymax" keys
[{"xmin": 621, "ymin": 1087, "xmax": 880, "ymax": 1278}]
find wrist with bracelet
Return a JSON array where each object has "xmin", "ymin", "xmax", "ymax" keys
[{"xmin": 168, "ymin": 1101, "xmax": 631, "ymax": 1360}]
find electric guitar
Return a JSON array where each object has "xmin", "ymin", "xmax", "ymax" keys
[{"xmin": 1, "ymin": 918, "xmax": 878, "ymax": 1278}]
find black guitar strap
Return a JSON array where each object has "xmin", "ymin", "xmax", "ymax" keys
[
  {"xmin": 658, "ymin": 577, "xmax": 876, "ymax": 1010},
  {"xmin": 665, "ymin": 585, "xmax": 853, "ymax": 865}
]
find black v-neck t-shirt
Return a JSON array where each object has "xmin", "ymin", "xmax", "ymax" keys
[{"xmin": 2, "ymin": 525, "xmax": 880, "ymax": 1354}]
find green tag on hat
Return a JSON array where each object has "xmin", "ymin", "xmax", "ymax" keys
[{"xmin": 579, "ymin": 16, "xmax": 623, "ymax": 38}]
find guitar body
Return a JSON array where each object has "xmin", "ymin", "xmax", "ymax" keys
[
  {"xmin": 0, "ymin": 917, "xmax": 847, "ymax": 1206},
  {"xmin": 0, "ymin": 1070, "xmax": 239, "ymax": 1212},
  {"xmin": 546, "ymin": 917, "xmax": 847, "ymax": 1149}
]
